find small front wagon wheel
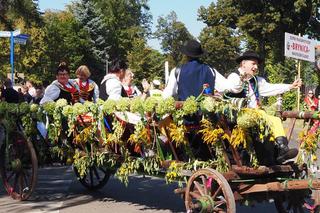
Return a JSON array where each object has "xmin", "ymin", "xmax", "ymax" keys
[
  {"xmin": 74, "ymin": 165, "xmax": 112, "ymax": 190},
  {"xmin": 185, "ymin": 168, "xmax": 235, "ymax": 213}
]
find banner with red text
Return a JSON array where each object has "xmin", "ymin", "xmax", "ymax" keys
[{"xmin": 284, "ymin": 32, "xmax": 316, "ymax": 62}]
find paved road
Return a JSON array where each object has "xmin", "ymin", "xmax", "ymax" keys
[{"xmin": 0, "ymin": 165, "xmax": 277, "ymax": 213}]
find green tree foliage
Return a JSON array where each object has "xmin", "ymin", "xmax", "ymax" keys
[
  {"xmin": 0, "ymin": 0, "xmax": 42, "ymax": 29},
  {"xmin": 42, "ymin": 10, "xmax": 91, "ymax": 81},
  {"xmin": 92, "ymin": 0, "xmax": 152, "ymax": 61},
  {"xmin": 198, "ymin": 0, "xmax": 320, "ymax": 77},
  {"xmin": 198, "ymin": 0, "xmax": 241, "ymax": 75},
  {"xmin": 127, "ymin": 38, "xmax": 165, "ymax": 84},
  {"xmin": 154, "ymin": 11, "xmax": 193, "ymax": 67},
  {"xmin": 72, "ymin": 0, "xmax": 109, "ymax": 75}
]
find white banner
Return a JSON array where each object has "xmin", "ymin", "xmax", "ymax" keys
[{"xmin": 284, "ymin": 32, "xmax": 316, "ymax": 62}]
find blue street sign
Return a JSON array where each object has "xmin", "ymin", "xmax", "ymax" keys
[{"xmin": 15, "ymin": 34, "xmax": 29, "ymax": 39}]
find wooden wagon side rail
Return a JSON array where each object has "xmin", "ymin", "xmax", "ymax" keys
[
  {"xmin": 231, "ymin": 164, "xmax": 305, "ymax": 176},
  {"xmin": 238, "ymin": 179, "xmax": 320, "ymax": 194},
  {"xmin": 281, "ymin": 111, "xmax": 320, "ymax": 120}
]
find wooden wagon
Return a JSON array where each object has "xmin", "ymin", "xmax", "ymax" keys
[{"xmin": 1, "ymin": 97, "xmax": 320, "ymax": 213}]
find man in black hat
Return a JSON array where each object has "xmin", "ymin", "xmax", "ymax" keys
[
  {"xmin": 163, "ymin": 39, "xmax": 232, "ymax": 100},
  {"xmin": 226, "ymin": 50, "xmax": 301, "ymax": 164}
]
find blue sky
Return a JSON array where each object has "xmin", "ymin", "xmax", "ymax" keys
[{"xmin": 38, "ymin": 0, "xmax": 213, "ymax": 50}]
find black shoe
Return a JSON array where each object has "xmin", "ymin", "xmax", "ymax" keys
[{"xmin": 275, "ymin": 136, "xmax": 298, "ymax": 163}]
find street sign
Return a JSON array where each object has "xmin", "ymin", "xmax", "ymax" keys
[
  {"xmin": 14, "ymin": 34, "xmax": 29, "ymax": 45},
  {"xmin": 0, "ymin": 29, "xmax": 21, "ymax": 38},
  {"xmin": 14, "ymin": 37, "xmax": 27, "ymax": 45},
  {"xmin": 284, "ymin": 32, "xmax": 316, "ymax": 62},
  {"xmin": 12, "ymin": 29, "xmax": 21, "ymax": 36},
  {"xmin": 0, "ymin": 31, "xmax": 11, "ymax": 37}
]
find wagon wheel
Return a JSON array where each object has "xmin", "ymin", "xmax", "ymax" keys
[
  {"xmin": 0, "ymin": 131, "xmax": 38, "ymax": 200},
  {"xmin": 274, "ymin": 190, "xmax": 311, "ymax": 213},
  {"xmin": 185, "ymin": 168, "xmax": 235, "ymax": 213},
  {"xmin": 73, "ymin": 165, "xmax": 112, "ymax": 190}
]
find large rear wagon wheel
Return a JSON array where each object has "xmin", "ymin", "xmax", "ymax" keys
[
  {"xmin": 185, "ymin": 168, "xmax": 235, "ymax": 213},
  {"xmin": 0, "ymin": 131, "xmax": 38, "ymax": 200}
]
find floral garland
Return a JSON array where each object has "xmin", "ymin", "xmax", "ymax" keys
[{"xmin": 0, "ymin": 95, "xmax": 305, "ymax": 185}]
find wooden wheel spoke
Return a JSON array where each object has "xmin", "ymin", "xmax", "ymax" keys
[
  {"xmin": 215, "ymin": 199, "xmax": 227, "ymax": 206},
  {"xmin": 22, "ymin": 171, "xmax": 29, "ymax": 189},
  {"xmin": 201, "ymin": 175, "xmax": 208, "ymax": 195},
  {"xmin": 190, "ymin": 191, "xmax": 201, "ymax": 200},
  {"xmin": 12, "ymin": 173, "xmax": 19, "ymax": 193},
  {"xmin": 6, "ymin": 170, "xmax": 15, "ymax": 182},
  {"xmin": 99, "ymin": 167, "xmax": 107, "ymax": 174},
  {"xmin": 194, "ymin": 180, "xmax": 205, "ymax": 196},
  {"xmin": 93, "ymin": 167, "xmax": 101, "ymax": 181},
  {"xmin": 212, "ymin": 186, "xmax": 222, "ymax": 200},
  {"xmin": 89, "ymin": 167, "xmax": 94, "ymax": 187},
  {"xmin": 19, "ymin": 173, "xmax": 24, "ymax": 196}
]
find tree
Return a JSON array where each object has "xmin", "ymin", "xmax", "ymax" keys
[
  {"xmin": 154, "ymin": 11, "xmax": 193, "ymax": 67},
  {"xmin": 198, "ymin": 1, "xmax": 241, "ymax": 74},
  {"xmin": 198, "ymin": 0, "xmax": 320, "ymax": 77},
  {"xmin": 127, "ymin": 38, "xmax": 165, "ymax": 85},
  {"xmin": 0, "ymin": 0, "xmax": 42, "ymax": 30},
  {"xmin": 92, "ymin": 0, "xmax": 152, "ymax": 61},
  {"xmin": 72, "ymin": 0, "xmax": 109, "ymax": 76},
  {"xmin": 41, "ymin": 10, "xmax": 92, "ymax": 81}
]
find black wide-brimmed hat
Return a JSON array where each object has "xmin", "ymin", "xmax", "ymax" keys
[
  {"xmin": 236, "ymin": 50, "xmax": 262, "ymax": 64},
  {"xmin": 180, "ymin": 40, "xmax": 206, "ymax": 58}
]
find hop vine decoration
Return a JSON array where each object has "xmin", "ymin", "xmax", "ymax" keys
[
  {"xmin": 168, "ymin": 123, "xmax": 187, "ymax": 147},
  {"xmin": 155, "ymin": 97, "xmax": 176, "ymax": 117},
  {"xmin": 297, "ymin": 130, "xmax": 319, "ymax": 165},
  {"xmin": 182, "ymin": 96, "xmax": 198, "ymax": 116},
  {"xmin": 199, "ymin": 119, "xmax": 229, "ymax": 145},
  {"xmin": 128, "ymin": 121, "xmax": 150, "ymax": 147},
  {"xmin": 230, "ymin": 127, "xmax": 249, "ymax": 148}
]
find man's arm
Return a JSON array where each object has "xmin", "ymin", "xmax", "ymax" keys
[
  {"xmin": 40, "ymin": 84, "xmax": 60, "ymax": 105},
  {"xmin": 162, "ymin": 68, "xmax": 178, "ymax": 99},
  {"xmin": 258, "ymin": 77, "xmax": 301, "ymax": 97}
]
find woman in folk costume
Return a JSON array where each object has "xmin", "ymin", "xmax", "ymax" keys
[
  {"xmin": 74, "ymin": 65, "xmax": 99, "ymax": 103},
  {"xmin": 121, "ymin": 69, "xmax": 141, "ymax": 98},
  {"xmin": 304, "ymin": 90, "xmax": 319, "ymax": 133},
  {"xmin": 40, "ymin": 62, "xmax": 79, "ymax": 105},
  {"xmin": 304, "ymin": 90, "xmax": 318, "ymax": 111}
]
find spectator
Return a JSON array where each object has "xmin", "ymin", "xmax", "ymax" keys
[
  {"xmin": 32, "ymin": 87, "xmax": 44, "ymax": 104},
  {"xmin": 122, "ymin": 69, "xmax": 141, "ymax": 98},
  {"xmin": 304, "ymin": 90, "xmax": 318, "ymax": 111},
  {"xmin": 21, "ymin": 85, "xmax": 33, "ymax": 103},
  {"xmin": 149, "ymin": 79, "xmax": 163, "ymax": 99},
  {"xmin": 73, "ymin": 65, "xmax": 99, "ymax": 103},
  {"xmin": 1, "ymin": 78, "xmax": 19, "ymax": 103},
  {"xmin": 26, "ymin": 80, "xmax": 36, "ymax": 97}
]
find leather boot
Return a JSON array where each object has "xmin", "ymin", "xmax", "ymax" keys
[{"xmin": 275, "ymin": 136, "xmax": 298, "ymax": 164}]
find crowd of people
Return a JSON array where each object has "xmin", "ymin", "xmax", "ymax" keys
[{"xmin": 0, "ymin": 39, "xmax": 314, "ymax": 165}]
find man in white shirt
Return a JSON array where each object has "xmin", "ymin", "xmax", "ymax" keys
[
  {"xmin": 100, "ymin": 59, "xmax": 128, "ymax": 100},
  {"xmin": 226, "ymin": 50, "xmax": 302, "ymax": 164}
]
